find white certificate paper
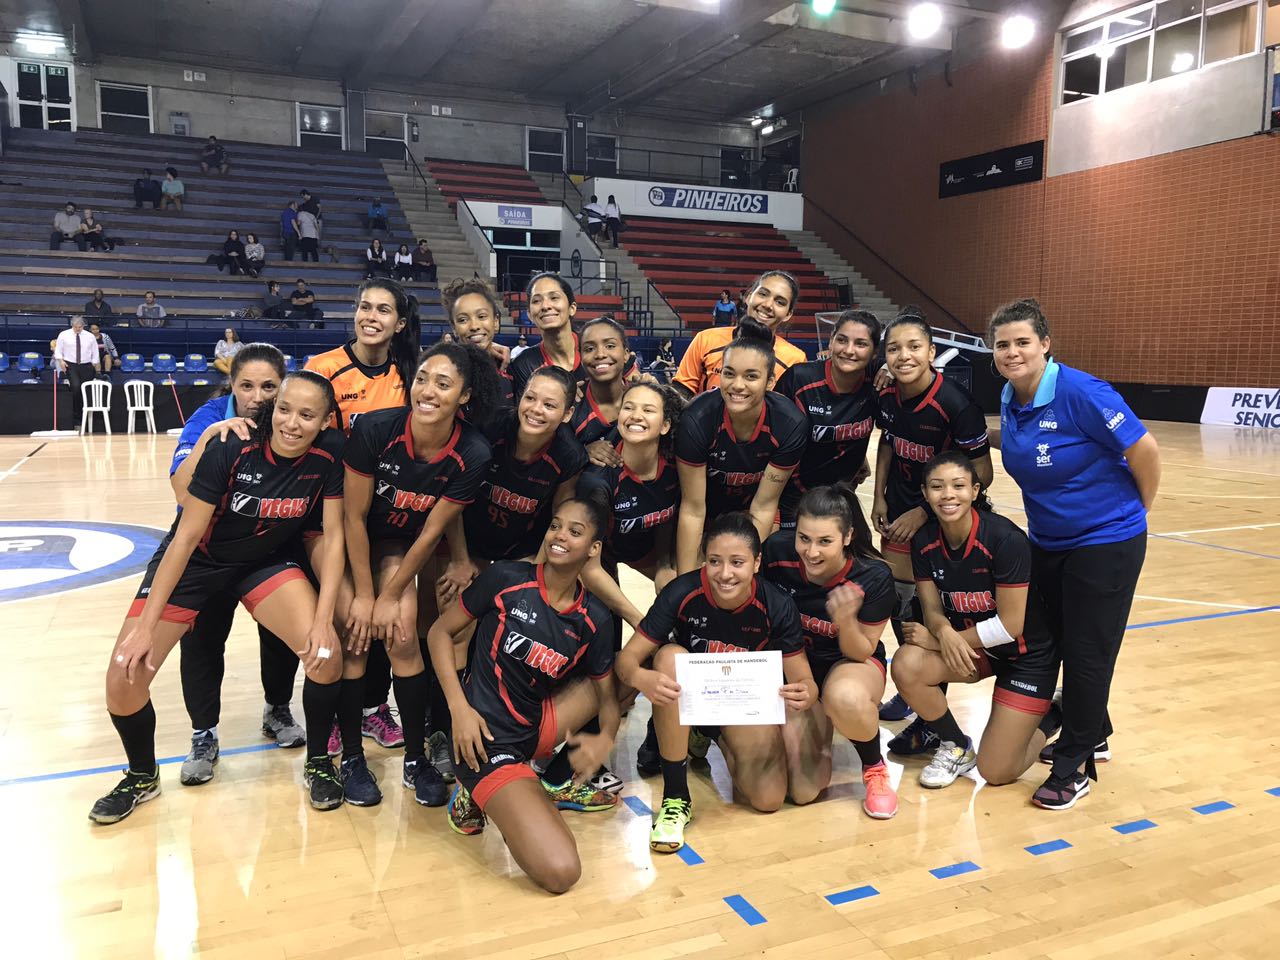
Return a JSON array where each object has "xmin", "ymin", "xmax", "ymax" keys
[{"xmin": 675, "ymin": 650, "xmax": 785, "ymax": 727}]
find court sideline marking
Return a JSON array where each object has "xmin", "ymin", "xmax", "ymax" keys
[{"xmin": 0, "ymin": 442, "xmax": 47, "ymax": 483}]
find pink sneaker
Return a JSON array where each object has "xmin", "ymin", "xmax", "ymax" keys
[
  {"xmin": 326, "ymin": 720, "xmax": 341, "ymax": 758},
  {"xmin": 361, "ymin": 704, "xmax": 405, "ymax": 748},
  {"xmin": 861, "ymin": 762, "xmax": 898, "ymax": 820}
]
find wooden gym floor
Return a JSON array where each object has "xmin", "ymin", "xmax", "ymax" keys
[{"xmin": 0, "ymin": 420, "xmax": 1277, "ymax": 959}]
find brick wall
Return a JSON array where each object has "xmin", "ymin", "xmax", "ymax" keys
[{"xmin": 802, "ymin": 37, "xmax": 1280, "ymax": 387}]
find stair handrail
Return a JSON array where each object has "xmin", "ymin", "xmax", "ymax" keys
[
  {"xmin": 645, "ymin": 278, "xmax": 682, "ymax": 327},
  {"xmin": 401, "ymin": 145, "xmax": 431, "ymax": 211},
  {"xmin": 802, "ymin": 196, "xmax": 973, "ymax": 334}
]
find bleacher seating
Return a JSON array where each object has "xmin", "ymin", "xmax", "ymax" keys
[
  {"xmin": 425, "ymin": 158, "xmax": 546, "ymax": 208},
  {"xmin": 619, "ymin": 216, "xmax": 840, "ymax": 328},
  {"xmin": 0, "ymin": 127, "xmax": 444, "ymax": 321},
  {"xmin": 504, "ymin": 291, "xmax": 628, "ymax": 329}
]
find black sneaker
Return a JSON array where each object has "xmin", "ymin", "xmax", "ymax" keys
[
  {"xmin": 340, "ymin": 754, "xmax": 383, "ymax": 807},
  {"xmin": 179, "ymin": 730, "xmax": 219, "ymax": 786},
  {"xmin": 636, "ymin": 721, "xmax": 660, "ymax": 777},
  {"xmin": 89, "ymin": 768, "xmax": 161, "ymax": 824},
  {"xmin": 428, "ymin": 731, "xmax": 456, "ymax": 784},
  {"xmin": 878, "ymin": 693, "xmax": 914, "ymax": 722},
  {"xmin": 1031, "ymin": 771, "xmax": 1090, "ymax": 810},
  {"xmin": 303, "ymin": 758, "xmax": 344, "ymax": 811},
  {"xmin": 888, "ymin": 716, "xmax": 939, "ymax": 756},
  {"xmin": 403, "ymin": 757, "xmax": 448, "ymax": 807}
]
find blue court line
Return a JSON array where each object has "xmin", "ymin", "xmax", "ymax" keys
[
  {"xmin": 1025, "ymin": 838, "xmax": 1072, "ymax": 856},
  {"xmin": 676, "ymin": 844, "xmax": 705, "ymax": 865},
  {"xmin": 723, "ymin": 895, "xmax": 766, "ymax": 926},
  {"xmin": 1148, "ymin": 533, "xmax": 1280, "ymax": 562},
  {"xmin": 1267, "ymin": 787, "xmax": 1280, "ymax": 798},
  {"xmin": 1126, "ymin": 605, "xmax": 1280, "ymax": 632},
  {"xmin": 825, "ymin": 885, "xmax": 880, "ymax": 905},
  {"xmin": 930, "ymin": 860, "xmax": 980, "ymax": 879},
  {"xmin": 0, "ymin": 742, "xmax": 279, "ymax": 788},
  {"xmin": 1113, "ymin": 818, "xmax": 1157, "ymax": 835},
  {"xmin": 621, "ymin": 795, "xmax": 652, "ymax": 817},
  {"xmin": 1192, "ymin": 800, "xmax": 1235, "ymax": 816}
]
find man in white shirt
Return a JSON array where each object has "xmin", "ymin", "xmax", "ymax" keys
[
  {"xmin": 510, "ymin": 334, "xmax": 530, "ymax": 360},
  {"xmin": 54, "ymin": 316, "xmax": 101, "ymax": 429},
  {"xmin": 581, "ymin": 195, "xmax": 605, "ymax": 241}
]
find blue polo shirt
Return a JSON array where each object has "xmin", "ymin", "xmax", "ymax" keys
[
  {"xmin": 170, "ymin": 394, "xmax": 236, "ymax": 476},
  {"xmin": 280, "ymin": 206, "xmax": 299, "ymax": 237},
  {"xmin": 1000, "ymin": 361, "xmax": 1148, "ymax": 551}
]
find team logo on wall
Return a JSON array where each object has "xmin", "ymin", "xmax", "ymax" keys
[
  {"xmin": 648, "ymin": 186, "xmax": 668, "ymax": 205},
  {"xmin": 647, "ymin": 183, "xmax": 767, "ymax": 213},
  {"xmin": 0, "ymin": 521, "xmax": 165, "ymax": 604}
]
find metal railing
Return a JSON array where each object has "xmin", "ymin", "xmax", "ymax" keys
[
  {"xmin": 1265, "ymin": 44, "xmax": 1279, "ymax": 133},
  {"xmin": 400, "ymin": 145, "xmax": 432, "ymax": 210}
]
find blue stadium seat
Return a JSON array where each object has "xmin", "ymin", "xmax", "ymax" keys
[
  {"xmin": 18, "ymin": 352, "xmax": 44, "ymax": 372},
  {"xmin": 185, "ymin": 353, "xmax": 208, "ymax": 372},
  {"xmin": 121, "ymin": 353, "xmax": 145, "ymax": 373},
  {"xmin": 192, "ymin": 378, "xmax": 211, "ymax": 386},
  {"xmin": 284, "ymin": 355, "xmax": 299, "ymax": 372},
  {"xmin": 153, "ymin": 353, "xmax": 177, "ymax": 373},
  {"xmin": 0, "ymin": 352, "xmax": 9, "ymax": 371}
]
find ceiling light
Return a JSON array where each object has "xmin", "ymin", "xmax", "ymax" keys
[
  {"xmin": 907, "ymin": 3, "xmax": 943, "ymax": 41},
  {"xmin": 812, "ymin": 0, "xmax": 838, "ymax": 15},
  {"xmin": 17, "ymin": 33, "xmax": 64, "ymax": 55},
  {"xmin": 761, "ymin": 123, "xmax": 775, "ymax": 136},
  {"xmin": 1001, "ymin": 15, "xmax": 1035, "ymax": 49},
  {"xmin": 750, "ymin": 116, "xmax": 764, "ymax": 126},
  {"xmin": 1170, "ymin": 51, "xmax": 1195, "ymax": 73}
]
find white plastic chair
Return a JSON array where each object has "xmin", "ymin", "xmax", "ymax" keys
[
  {"xmin": 783, "ymin": 167, "xmax": 799, "ymax": 192},
  {"xmin": 124, "ymin": 379, "xmax": 156, "ymax": 434},
  {"xmin": 80, "ymin": 379, "xmax": 113, "ymax": 435}
]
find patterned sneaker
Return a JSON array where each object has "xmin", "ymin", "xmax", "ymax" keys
[
  {"xmin": 919, "ymin": 740, "xmax": 978, "ymax": 789},
  {"xmin": 262, "ymin": 704, "xmax": 306, "ymax": 748},
  {"xmin": 447, "ymin": 784, "xmax": 486, "ymax": 835},
  {"xmin": 590, "ymin": 766, "xmax": 624, "ymax": 795},
  {"xmin": 649, "ymin": 796, "xmax": 694, "ymax": 853},
  {"xmin": 1032, "ymin": 771, "xmax": 1091, "ymax": 810},
  {"xmin": 878, "ymin": 692, "xmax": 914, "ymax": 722},
  {"xmin": 403, "ymin": 757, "xmax": 448, "ymax": 807},
  {"xmin": 179, "ymin": 730, "xmax": 219, "ymax": 786},
  {"xmin": 89, "ymin": 768, "xmax": 161, "ymax": 824},
  {"xmin": 861, "ymin": 762, "xmax": 899, "ymax": 820},
  {"xmin": 428, "ymin": 731, "xmax": 456, "ymax": 784},
  {"xmin": 361, "ymin": 704, "xmax": 405, "ymax": 748},
  {"xmin": 542, "ymin": 778, "xmax": 620, "ymax": 812},
  {"xmin": 888, "ymin": 716, "xmax": 939, "ymax": 757},
  {"xmin": 340, "ymin": 754, "xmax": 383, "ymax": 806},
  {"xmin": 327, "ymin": 720, "xmax": 342, "ymax": 758},
  {"xmin": 303, "ymin": 758, "xmax": 344, "ymax": 811}
]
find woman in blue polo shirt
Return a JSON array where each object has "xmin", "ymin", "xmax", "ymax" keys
[{"xmin": 988, "ymin": 299, "xmax": 1161, "ymax": 811}]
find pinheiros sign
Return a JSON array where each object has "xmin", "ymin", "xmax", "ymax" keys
[
  {"xmin": 1200, "ymin": 387, "xmax": 1280, "ymax": 428},
  {"xmin": 647, "ymin": 184, "xmax": 768, "ymax": 214}
]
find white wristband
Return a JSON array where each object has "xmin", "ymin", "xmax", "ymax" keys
[{"xmin": 975, "ymin": 616, "xmax": 1014, "ymax": 650}]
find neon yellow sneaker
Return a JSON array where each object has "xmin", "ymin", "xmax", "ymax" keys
[
  {"xmin": 649, "ymin": 796, "xmax": 693, "ymax": 853},
  {"xmin": 541, "ymin": 778, "xmax": 619, "ymax": 812}
]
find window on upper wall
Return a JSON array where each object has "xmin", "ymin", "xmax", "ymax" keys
[
  {"xmin": 1059, "ymin": 0, "xmax": 1266, "ymax": 104},
  {"xmin": 98, "ymin": 82, "xmax": 151, "ymax": 134}
]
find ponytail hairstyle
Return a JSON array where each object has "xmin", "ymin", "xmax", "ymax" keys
[
  {"xmin": 986, "ymin": 297, "xmax": 1051, "ymax": 351},
  {"xmin": 922, "ymin": 451, "xmax": 993, "ymax": 512},
  {"xmin": 723, "ymin": 315, "xmax": 776, "ymax": 374},
  {"xmin": 831, "ymin": 309, "xmax": 882, "ymax": 351},
  {"xmin": 620, "ymin": 381, "xmax": 684, "ymax": 460},
  {"xmin": 357, "ymin": 277, "xmax": 421, "ymax": 403},
  {"xmin": 701, "ymin": 510, "xmax": 762, "ymax": 558},
  {"xmin": 442, "ymin": 275, "xmax": 503, "ymax": 321},
  {"xmin": 250, "ymin": 370, "xmax": 337, "ymax": 446},
  {"xmin": 795, "ymin": 484, "xmax": 881, "ymax": 560},
  {"xmin": 748, "ymin": 269, "xmax": 800, "ymax": 316},
  {"xmin": 524, "ymin": 364, "xmax": 577, "ymax": 411},
  {"xmin": 525, "ymin": 271, "xmax": 577, "ymax": 306},
  {"xmin": 561, "ymin": 488, "xmax": 611, "ymax": 542},
  {"xmin": 417, "ymin": 340, "xmax": 505, "ymax": 428},
  {"xmin": 884, "ymin": 304, "xmax": 932, "ymax": 345},
  {"xmin": 215, "ymin": 341, "xmax": 285, "ymax": 398}
]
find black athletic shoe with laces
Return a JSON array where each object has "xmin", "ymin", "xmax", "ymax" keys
[
  {"xmin": 89, "ymin": 768, "xmax": 161, "ymax": 824},
  {"xmin": 303, "ymin": 757, "xmax": 344, "ymax": 811}
]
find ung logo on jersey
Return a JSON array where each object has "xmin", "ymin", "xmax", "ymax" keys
[
  {"xmin": 0, "ymin": 521, "xmax": 165, "ymax": 603},
  {"xmin": 1103, "ymin": 407, "xmax": 1126, "ymax": 431},
  {"xmin": 1039, "ymin": 408, "xmax": 1058, "ymax": 430},
  {"xmin": 509, "ymin": 600, "xmax": 539, "ymax": 625},
  {"xmin": 235, "ymin": 470, "xmax": 264, "ymax": 484}
]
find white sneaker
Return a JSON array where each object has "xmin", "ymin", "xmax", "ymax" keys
[{"xmin": 919, "ymin": 740, "xmax": 977, "ymax": 789}]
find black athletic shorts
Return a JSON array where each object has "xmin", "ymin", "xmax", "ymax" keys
[
  {"xmin": 974, "ymin": 638, "xmax": 1059, "ymax": 716},
  {"xmin": 452, "ymin": 698, "xmax": 558, "ymax": 811},
  {"xmin": 810, "ymin": 642, "xmax": 888, "ymax": 692}
]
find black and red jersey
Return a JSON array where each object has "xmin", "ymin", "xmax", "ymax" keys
[
  {"xmin": 674, "ymin": 390, "xmax": 807, "ymax": 517},
  {"xmin": 509, "ymin": 334, "xmax": 638, "ymax": 403},
  {"xmin": 459, "ymin": 561, "xmax": 614, "ymax": 742},
  {"xmin": 578, "ymin": 450, "xmax": 679, "ymax": 565},
  {"xmin": 636, "ymin": 569, "xmax": 804, "ymax": 657},
  {"xmin": 343, "ymin": 408, "xmax": 491, "ymax": 542},
  {"xmin": 186, "ymin": 429, "xmax": 345, "ymax": 563},
  {"xmin": 776, "ymin": 360, "xmax": 878, "ymax": 520},
  {"xmin": 876, "ymin": 372, "xmax": 989, "ymax": 518},
  {"xmin": 463, "ymin": 409, "xmax": 588, "ymax": 561},
  {"xmin": 761, "ymin": 532, "xmax": 895, "ymax": 670},
  {"xmin": 910, "ymin": 509, "xmax": 1044, "ymax": 655},
  {"xmin": 569, "ymin": 387, "xmax": 619, "ymax": 446}
]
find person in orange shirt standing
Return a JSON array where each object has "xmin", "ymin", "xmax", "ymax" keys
[{"xmin": 673, "ymin": 270, "xmax": 809, "ymax": 395}]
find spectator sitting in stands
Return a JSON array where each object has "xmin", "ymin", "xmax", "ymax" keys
[
  {"xmin": 213, "ymin": 327, "xmax": 243, "ymax": 375},
  {"xmin": 289, "ymin": 279, "xmax": 324, "ymax": 326},
  {"xmin": 212, "ymin": 229, "xmax": 247, "ymax": 275},
  {"xmin": 604, "ymin": 194, "xmax": 623, "ymax": 248},
  {"xmin": 133, "ymin": 168, "xmax": 162, "ymax": 209},
  {"xmin": 200, "ymin": 136, "xmax": 230, "ymax": 175},
  {"xmin": 136, "ymin": 290, "xmax": 167, "ymax": 327},
  {"xmin": 367, "ymin": 197, "xmax": 389, "ymax": 233},
  {"xmin": 650, "ymin": 337, "xmax": 676, "ymax": 379},
  {"xmin": 50, "ymin": 202, "xmax": 86, "ymax": 251},
  {"xmin": 393, "ymin": 243, "xmax": 414, "ymax": 282},
  {"xmin": 243, "ymin": 232, "xmax": 265, "ymax": 278},
  {"xmin": 712, "ymin": 288, "xmax": 738, "ymax": 326},
  {"xmin": 364, "ymin": 238, "xmax": 391, "ymax": 279},
  {"xmin": 261, "ymin": 280, "xmax": 289, "ymax": 323},
  {"xmin": 411, "ymin": 238, "xmax": 437, "ymax": 282},
  {"xmin": 90, "ymin": 322, "xmax": 119, "ymax": 375},
  {"xmin": 79, "ymin": 208, "xmax": 116, "ymax": 252},
  {"xmin": 736, "ymin": 288, "xmax": 748, "ymax": 316},
  {"xmin": 161, "ymin": 168, "xmax": 185, "ymax": 211},
  {"xmin": 296, "ymin": 207, "xmax": 320, "ymax": 262},
  {"xmin": 510, "ymin": 334, "xmax": 530, "ymax": 360},
  {"xmin": 84, "ymin": 288, "xmax": 115, "ymax": 322},
  {"xmin": 280, "ymin": 199, "xmax": 300, "ymax": 262}
]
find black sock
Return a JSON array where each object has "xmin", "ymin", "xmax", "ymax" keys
[
  {"xmin": 338, "ymin": 678, "xmax": 365, "ymax": 759},
  {"xmin": 302, "ymin": 678, "xmax": 341, "ymax": 761},
  {"xmin": 642, "ymin": 714, "xmax": 657, "ymax": 749},
  {"xmin": 426, "ymin": 665, "xmax": 452, "ymax": 738},
  {"xmin": 926, "ymin": 709, "xmax": 967, "ymax": 747},
  {"xmin": 110, "ymin": 702, "xmax": 157, "ymax": 774},
  {"xmin": 393, "ymin": 670, "xmax": 429, "ymax": 762},
  {"xmin": 852, "ymin": 736, "xmax": 883, "ymax": 769},
  {"xmin": 540, "ymin": 716, "xmax": 602, "ymax": 786},
  {"xmin": 661, "ymin": 756, "xmax": 689, "ymax": 802}
]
